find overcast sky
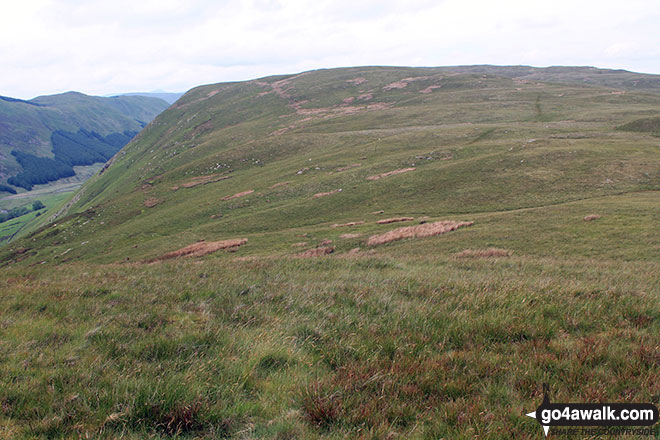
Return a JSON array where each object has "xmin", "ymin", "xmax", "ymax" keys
[{"xmin": 2, "ymin": 0, "xmax": 659, "ymax": 99}]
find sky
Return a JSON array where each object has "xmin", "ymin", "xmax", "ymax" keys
[{"xmin": 2, "ymin": 0, "xmax": 659, "ymax": 99}]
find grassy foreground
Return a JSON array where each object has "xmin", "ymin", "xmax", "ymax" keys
[{"xmin": 1, "ymin": 251, "xmax": 659, "ymax": 439}]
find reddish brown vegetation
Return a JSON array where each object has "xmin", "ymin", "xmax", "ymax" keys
[
  {"xmin": 295, "ymin": 246, "xmax": 335, "ymax": 258},
  {"xmin": 301, "ymin": 356, "xmax": 450, "ymax": 433},
  {"xmin": 367, "ymin": 220, "xmax": 473, "ymax": 246},
  {"xmin": 291, "ymin": 242, "xmax": 308, "ymax": 247},
  {"xmin": 179, "ymin": 174, "xmax": 231, "ymax": 189},
  {"xmin": 335, "ymin": 164, "xmax": 361, "ymax": 172},
  {"xmin": 583, "ymin": 214, "xmax": 602, "ymax": 222},
  {"xmin": 313, "ymin": 189, "xmax": 342, "ymax": 198},
  {"xmin": 331, "ymin": 221, "xmax": 364, "ymax": 228},
  {"xmin": 151, "ymin": 239, "xmax": 247, "ymax": 262},
  {"xmin": 269, "ymin": 182, "xmax": 290, "ymax": 189},
  {"xmin": 366, "ymin": 167, "xmax": 416, "ymax": 181},
  {"xmin": 376, "ymin": 217, "xmax": 414, "ymax": 225},
  {"xmin": 144, "ymin": 198, "xmax": 162, "ymax": 208},
  {"xmin": 420, "ymin": 85, "xmax": 441, "ymax": 94},
  {"xmin": 222, "ymin": 190, "xmax": 254, "ymax": 201},
  {"xmin": 346, "ymin": 77, "xmax": 367, "ymax": 85},
  {"xmin": 454, "ymin": 248, "xmax": 512, "ymax": 258},
  {"xmin": 383, "ymin": 76, "xmax": 431, "ymax": 90}
]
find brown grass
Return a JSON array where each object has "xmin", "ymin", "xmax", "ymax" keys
[
  {"xmin": 291, "ymin": 242, "xmax": 308, "ymax": 248},
  {"xmin": 376, "ymin": 217, "xmax": 414, "ymax": 225},
  {"xmin": 151, "ymin": 238, "xmax": 247, "ymax": 261},
  {"xmin": 420, "ymin": 85, "xmax": 441, "ymax": 94},
  {"xmin": 367, "ymin": 220, "xmax": 473, "ymax": 246},
  {"xmin": 331, "ymin": 221, "xmax": 364, "ymax": 228},
  {"xmin": 144, "ymin": 198, "xmax": 163, "ymax": 208},
  {"xmin": 454, "ymin": 248, "xmax": 512, "ymax": 258},
  {"xmin": 335, "ymin": 164, "xmax": 361, "ymax": 172},
  {"xmin": 583, "ymin": 214, "xmax": 602, "ymax": 221},
  {"xmin": 269, "ymin": 182, "xmax": 290, "ymax": 189},
  {"xmin": 179, "ymin": 174, "xmax": 231, "ymax": 189},
  {"xmin": 295, "ymin": 246, "xmax": 334, "ymax": 258},
  {"xmin": 222, "ymin": 190, "xmax": 254, "ymax": 201},
  {"xmin": 313, "ymin": 189, "xmax": 342, "ymax": 198},
  {"xmin": 366, "ymin": 167, "xmax": 416, "ymax": 181},
  {"xmin": 340, "ymin": 233, "xmax": 361, "ymax": 239},
  {"xmin": 346, "ymin": 77, "xmax": 366, "ymax": 85}
]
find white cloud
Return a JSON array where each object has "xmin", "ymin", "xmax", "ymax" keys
[{"xmin": 1, "ymin": 0, "xmax": 659, "ymax": 99}]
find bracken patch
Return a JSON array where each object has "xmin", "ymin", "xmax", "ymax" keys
[
  {"xmin": 331, "ymin": 221, "xmax": 364, "ymax": 228},
  {"xmin": 366, "ymin": 167, "xmax": 416, "ymax": 181},
  {"xmin": 313, "ymin": 189, "xmax": 342, "ymax": 198},
  {"xmin": 367, "ymin": 220, "xmax": 473, "ymax": 246},
  {"xmin": 144, "ymin": 198, "xmax": 163, "ymax": 208},
  {"xmin": 222, "ymin": 190, "xmax": 254, "ymax": 201},
  {"xmin": 454, "ymin": 248, "xmax": 512, "ymax": 258},
  {"xmin": 179, "ymin": 174, "xmax": 231, "ymax": 189},
  {"xmin": 377, "ymin": 217, "xmax": 414, "ymax": 225},
  {"xmin": 295, "ymin": 246, "xmax": 335, "ymax": 258},
  {"xmin": 150, "ymin": 239, "xmax": 248, "ymax": 262}
]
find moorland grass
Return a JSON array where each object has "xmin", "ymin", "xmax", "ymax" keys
[{"xmin": 0, "ymin": 254, "xmax": 658, "ymax": 438}]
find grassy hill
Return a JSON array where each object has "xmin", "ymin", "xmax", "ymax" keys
[
  {"xmin": 117, "ymin": 92, "xmax": 184, "ymax": 105},
  {"xmin": 0, "ymin": 92, "xmax": 169, "ymax": 185},
  {"xmin": 1, "ymin": 66, "xmax": 659, "ymax": 439}
]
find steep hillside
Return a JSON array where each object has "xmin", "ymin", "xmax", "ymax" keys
[
  {"xmin": 11, "ymin": 65, "xmax": 660, "ymax": 263},
  {"xmin": 1, "ymin": 66, "xmax": 659, "ymax": 439},
  {"xmin": 0, "ymin": 92, "xmax": 169, "ymax": 187}
]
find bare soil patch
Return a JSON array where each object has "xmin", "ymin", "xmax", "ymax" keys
[
  {"xmin": 583, "ymin": 214, "xmax": 602, "ymax": 222},
  {"xmin": 367, "ymin": 167, "xmax": 416, "ymax": 181},
  {"xmin": 367, "ymin": 220, "xmax": 473, "ymax": 246}
]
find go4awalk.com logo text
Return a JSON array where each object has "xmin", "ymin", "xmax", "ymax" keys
[{"xmin": 526, "ymin": 384, "xmax": 659, "ymax": 437}]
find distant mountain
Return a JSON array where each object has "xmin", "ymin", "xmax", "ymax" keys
[
  {"xmin": 0, "ymin": 92, "xmax": 169, "ymax": 191},
  {"xmin": 115, "ymin": 92, "xmax": 184, "ymax": 105}
]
